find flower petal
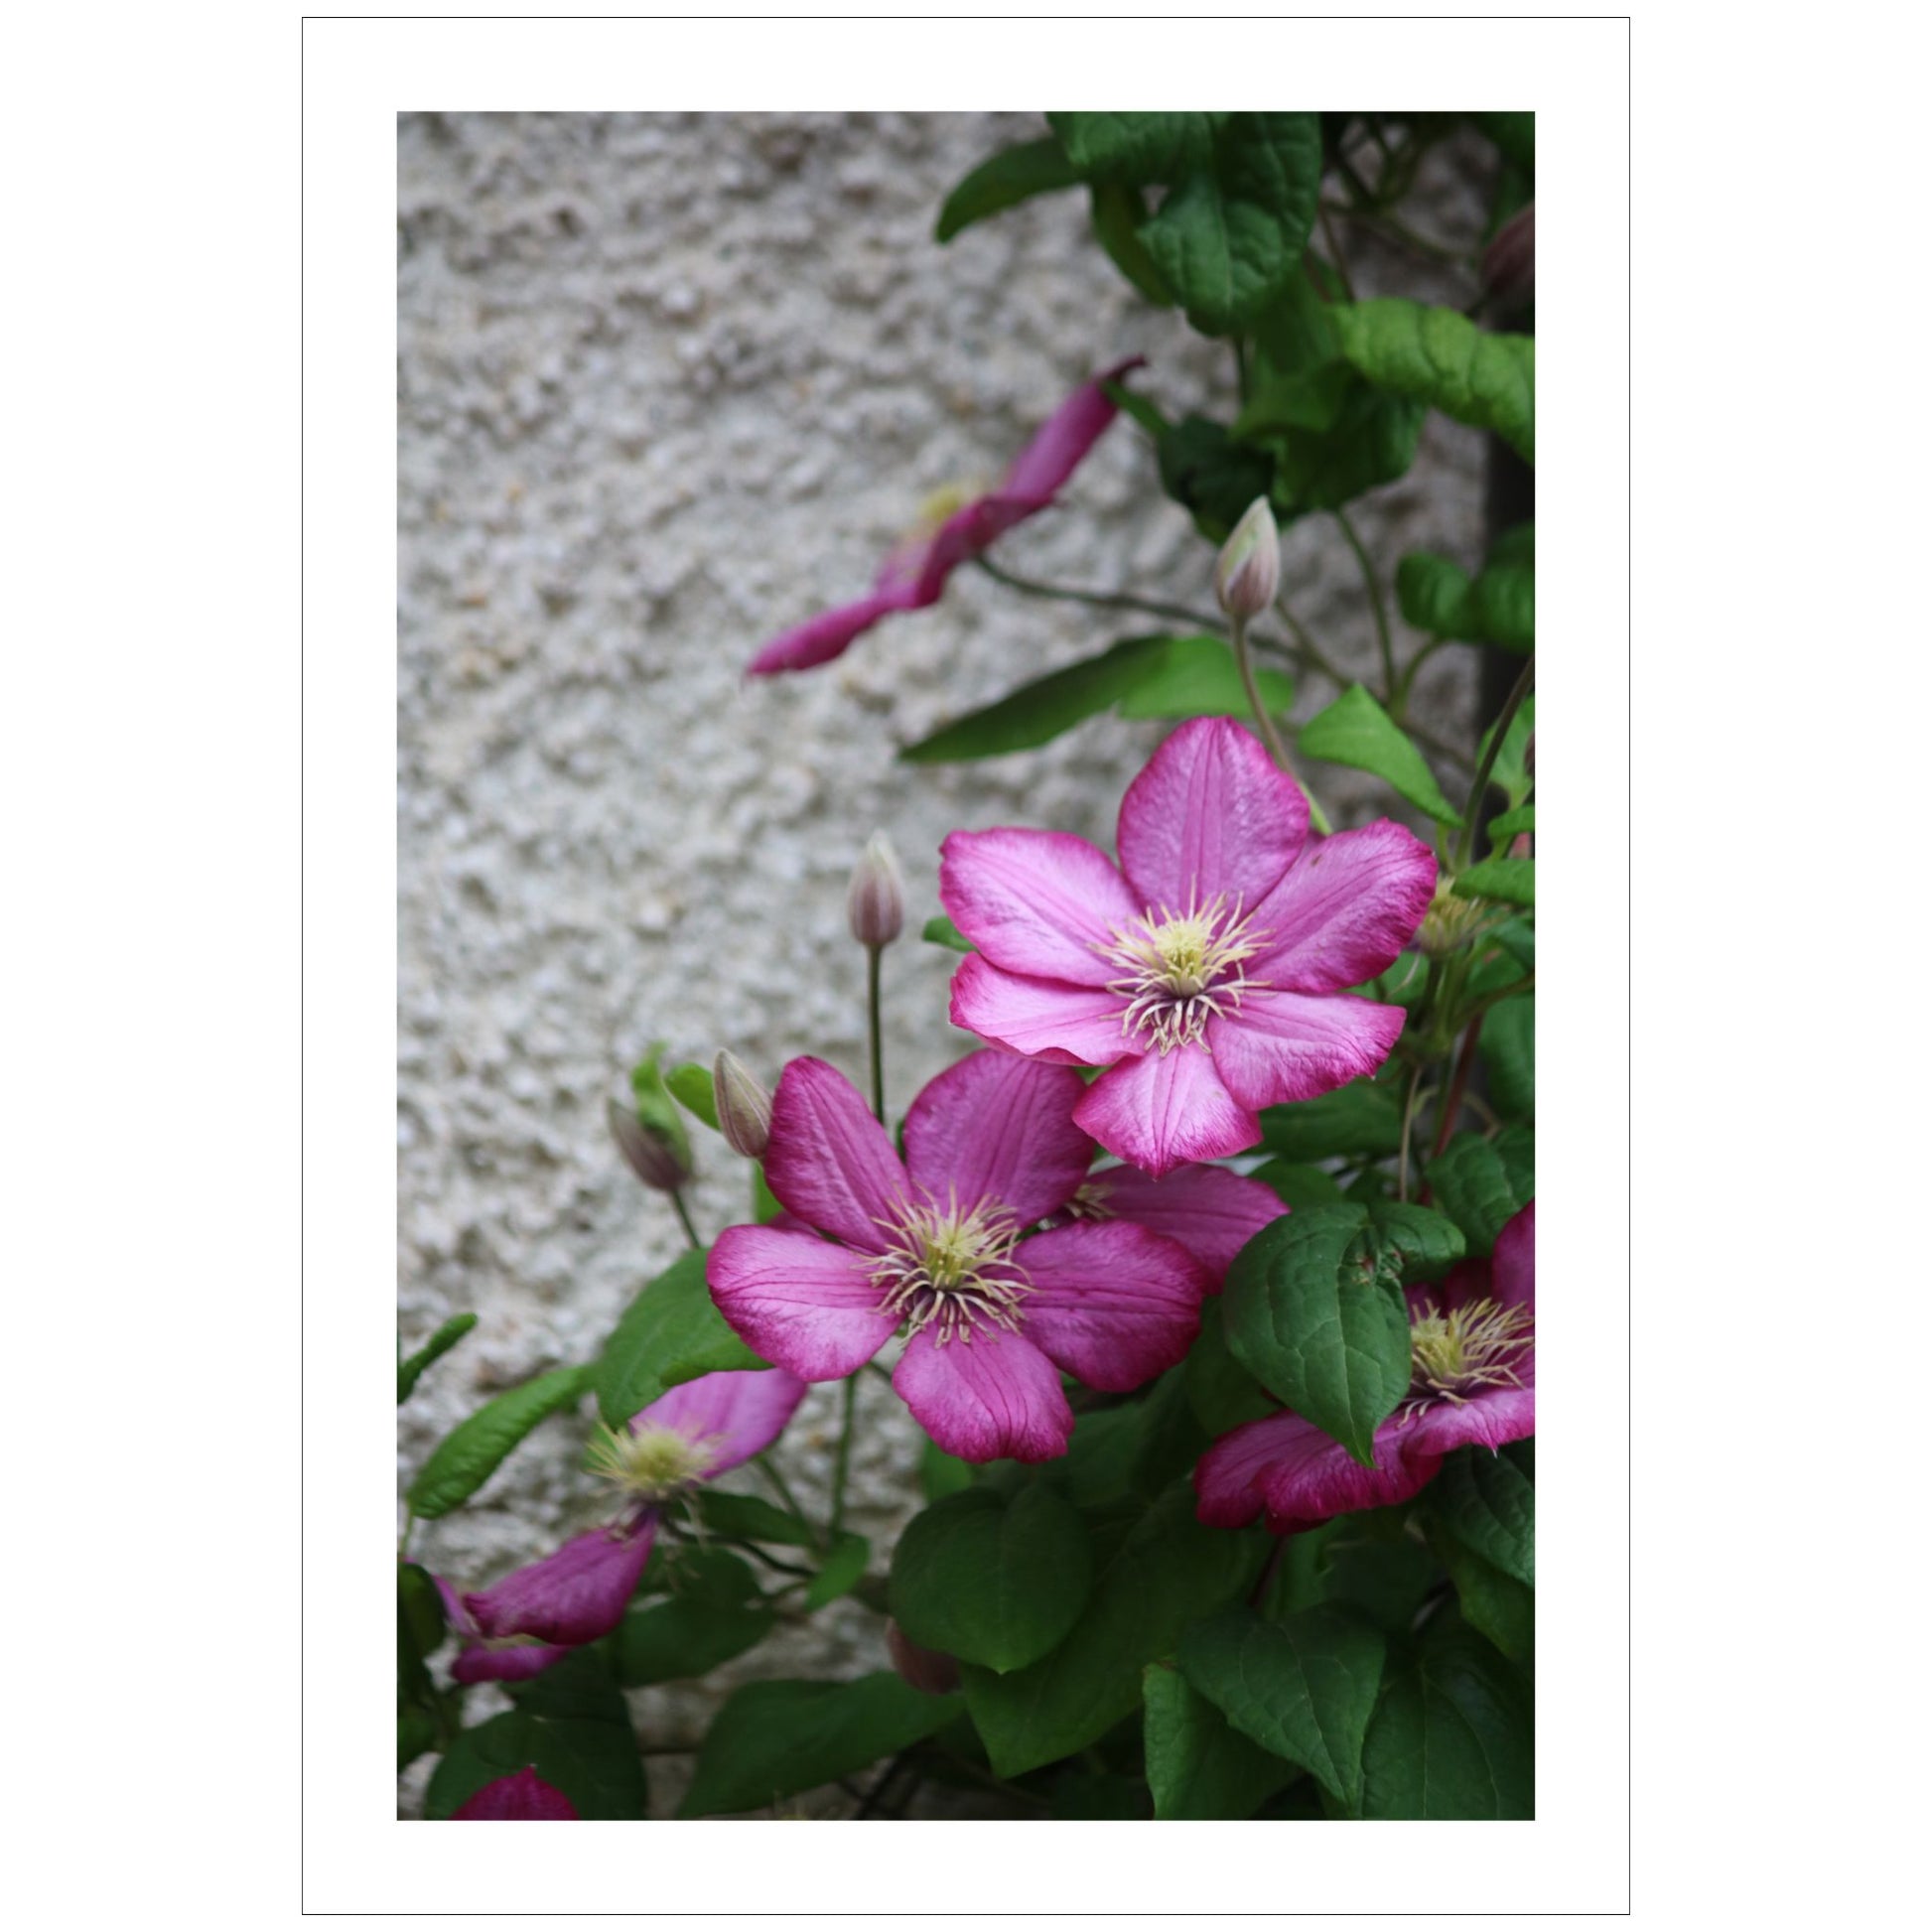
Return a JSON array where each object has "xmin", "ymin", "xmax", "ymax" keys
[
  {"xmin": 997, "ymin": 355, "xmax": 1147, "ymax": 503},
  {"xmin": 1115, "ymin": 717, "xmax": 1308, "ymax": 912},
  {"xmin": 939, "ymin": 827, "xmax": 1140, "ymax": 986},
  {"xmin": 450, "ymin": 1640, "xmax": 575, "ymax": 1685},
  {"xmin": 464, "ymin": 1520, "xmax": 656, "ymax": 1647},
  {"xmin": 1015, "ymin": 1220, "xmax": 1208, "ymax": 1390},
  {"xmin": 948, "ymin": 953, "xmax": 1133, "ymax": 1065},
  {"xmin": 1491, "ymin": 1199, "xmax": 1535, "ymax": 1313},
  {"xmin": 452, "ymin": 1767, "xmax": 581, "ymax": 1820},
  {"xmin": 902, "ymin": 1050, "xmax": 1095, "ymax": 1226},
  {"xmin": 1207, "ymin": 991, "xmax": 1406, "ymax": 1111},
  {"xmin": 1403, "ymin": 1383, "xmax": 1535, "ymax": 1458},
  {"xmin": 1072, "ymin": 1044, "xmax": 1261, "ymax": 1178},
  {"xmin": 1085, "ymin": 1162, "xmax": 1288, "ymax": 1284},
  {"xmin": 1245, "ymin": 822, "xmax": 1438, "ymax": 993},
  {"xmin": 746, "ymin": 586, "xmax": 922, "ymax": 676},
  {"xmin": 1193, "ymin": 1410, "xmax": 1434, "ymax": 1534},
  {"xmin": 760, "ymin": 1056, "xmax": 909, "ymax": 1250},
  {"xmin": 706, "ymin": 1225, "xmax": 898, "ymax": 1381},
  {"xmin": 892, "ymin": 1328, "xmax": 1074, "ymax": 1463},
  {"xmin": 632, "ymin": 1366, "xmax": 809, "ymax": 1479}
]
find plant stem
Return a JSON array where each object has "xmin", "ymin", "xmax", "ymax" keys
[
  {"xmin": 830, "ymin": 1374, "xmax": 858, "ymax": 1538},
  {"xmin": 670, "ymin": 1187, "xmax": 702, "ymax": 1250},
  {"xmin": 755, "ymin": 1453, "xmax": 817, "ymax": 1542},
  {"xmin": 1391, "ymin": 634, "xmax": 1453, "ymax": 720},
  {"xmin": 1457, "ymin": 653, "xmax": 1536, "ymax": 867},
  {"xmin": 1333, "ymin": 508, "xmax": 1396, "ymax": 701},
  {"xmin": 1397, "ymin": 1057, "xmax": 1427, "ymax": 1203},
  {"xmin": 1430, "ymin": 1013, "xmax": 1487, "ymax": 1161},
  {"xmin": 1317, "ymin": 200, "xmax": 1356, "ymax": 299},
  {"xmin": 1232, "ymin": 615, "xmax": 1331, "ymax": 835},
  {"xmin": 711, "ymin": 1537, "xmax": 817, "ymax": 1581},
  {"xmin": 866, "ymin": 945, "xmax": 886, "ymax": 1124},
  {"xmin": 973, "ymin": 555, "xmax": 1219, "ymax": 631}
]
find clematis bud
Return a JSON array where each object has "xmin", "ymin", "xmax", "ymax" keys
[
  {"xmin": 1418, "ymin": 878, "xmax": 1483, "ymax": 960},
  {"xmin": 1482, "ymin": 203, "xmax": 1535, "ymax": 314},
  {"xmin": 608, "ymin": 1096, "xmax": 690, "ymax": 1195},
  {"xmin": 887, "ymin": 1619, "xmax": 961, "ymax": 1697},
  {"xmin": 1213, "ymin": 496, "xmax": 1281, "ymax": 621},
  {"xmin": 713, "ymin": 1049, "xmax": 773, "ymax": 1161},
  {"xmin": 847, "ymin": 832, "xmax": 904, "ymax": 950}
]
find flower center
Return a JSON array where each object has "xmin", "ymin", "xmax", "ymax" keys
[
  {"xmin": 1063, "ymin": 1176, "xmax": 1117, "ymax": 1221},
  {"xmin": 869, "ymin": 1186, "xmax": 1030, "ymax": 1346},
  {"xmin": 585, "ymin": 1422, "xmax": 715, "ymax": 1502},
  {"xmin": 1099, "ymin": 891, "xmax": 1269, "ymax": 1052},
  {"xmin": 1405, "ymin": 1296, "xmax": 1534, "ymax": 1407}
]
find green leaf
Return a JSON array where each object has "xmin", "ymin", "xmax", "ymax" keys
[
  {"xmin": 1485, "ymin": 997, "xmax": 1535, "ymax": 1122},
  {"xmin": 920, "ymin": 914, "xmax": 973, "ymax": 954},
  {"xmin": 1425, "ymin": 1133, "xmax": 1534, "ymax": 1256},
  {"xmin": 1143, "ymin": 1665, "xmax": 1300, "ymax": 1820},
  {"xmin": 1395, "ymin": 553, "xmax": 1475, "ymax": 638},
  {"xmin": 397, "ymin": 1311, "xmax": 479, "ymax": 1405},
  {"xmin": 406, "ymin": 1364, "xmax": 589, "ymax": 1519},
  {"xmin": 1360, "ymin": 1629, "xmax": 1533, "ymax": 1818},
  {"xmin": 1363, "ymin": 1200, "xmax": 1470, "ymax": 1285},
  {"xmin": 1397, "ymin": 529, "xmax": 1533, "ymax": 652},
  {"xmin": 920, "ymin": 1438, "xmax": 976, "ymax": 1502},
  {"xmin": 1220, "ymin": 1207, "xmax": 1416, "ymax": 1464},
  {"xmin": 1178, "ymin": 1604, "xmax": 1388, "ymax": 1815},
  {"xmin": 1183, "ymin": 1297, "xmax": 1278, "ymax": 1436},
  {"xmin": 1478, "ymin": 690, "xmax": 1536, "ymax": 809},
  {"xmin": 1453, "ymin": 857, "xmax": 1535, "ymax": 907},
  {"xmin": 1048, "ymin": 111, "xmax": 1223, "ymax": 184},
  {"xmin": 1268, "ymin": 382, "xmax": 1427, "ymax": 517},
  {"xmin": 664, "ymin": 1061, "xmax": 719, "ymax": 1130},
  {"xmin": 891, "ymin": 1484, "xmax": 1092, "ymax": 1674},
  {"xmin": 593, "ymin": 1250, "xmax": 766, "ymax": 1428},
  {"xmin": 1432, "ymin": 1445, "xmax": 1534, "ymax": 1587},
  {"xmin": 1258, "ymin": 1078, "xmax": 1404, "ymax": 1162},
  {"xmin": 628, "ymin": 1040, "xmax": 693, "ymax": 1174},
  {"xmin": 900, "ymin": 633, "xmax": 1287, "ymax": 762},
  {"xmin": 805, "ymin": 1531, "xmax": 872, "ymax": 1610},
  {"xmin": 616, "ymin": 1595, "xmax": 775, "ymax": 1686},
  {"xmin": 1436, "ymin": 1534, "xmax": 1535, "ymax": 1662},
  {"xmin": 1300, "ymin": 683, "xmax": 1461, "ymax": 825},
  {"xmin": 959, "ymin": 1481, "xmax": 1265, "ymax": 1777},
  {"xmin": 1331, "ymin": 299, "xmax": 1536, "ymax": 463},
  {"xmin": 1487, "ymin": 804, "xmax": 1535, "ymax": 844},
  {"xmin": 1137, "ymin": 115, "xmax": 1324, "ymax": 336},
  {"xmin": 1262, "ymin": 1509, "xmax": 1440, "ymax": 1635},
  {"xmin": 678, "ymin": 1674, "xmax": 960, "ymax": 1817},
  {"xmin": 752, "ymin": 1163, "xmax": 785, "ymax": 1222},
  {"xmin": 1156, "ymin": 417, "xmax": 1277, "ymax": 542},
  {"xmin": 1250, "ymin": 1159, "xmax": 1346, "ymax": 1209},
  {"xmin": 1089, "ymin": 181, "xmax": 1175, "ymax": 305},
  {"xmin": 425, "ymin": 1650, "xmax": 646, "ymax": 1820},
  {"xmin": 935, "ymin": 136, "xmax": 1079, "ymax": 241},
  {"xmin": 695, "ymin": 1488, "xmax": 819, "ymax": 1549}
]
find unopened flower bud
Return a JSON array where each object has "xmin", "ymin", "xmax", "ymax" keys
[
  {"xmin": 1213, "ymin": 496, "xmax": 1281, "ymax": 621},
  {"xmin": 1418, "ymin": 878, "xmax": 1484, "ymax": 960},
  {"xmin": 847, "ymin": 832, "xmax": 904, "ymax": 950},
  {"xmin": 713, "ymin": 1049, "xmax": 773, "ymax": 1161},
  {"xmin": 886, "ymin": 1619, "xmax": 960, "ymax": 1697},
  {"xmin": 1482, "ymin": 203, "xmax": 1535, "ymax": 314},
  {"xmin": 607, "ymin": 1096, "xmax": 690, "ymax": 1195}
]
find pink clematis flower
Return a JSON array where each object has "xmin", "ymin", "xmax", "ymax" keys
[
  {"xmin": 747, "ymin": 358, "xmax": 1145, "ymax": 675},
  {"xmin": 1059, "ymin": 1160, "xmax": 1287, "ymax": 1286},
  {"xmin": 940, "ymin": 716, "xmax": 1437, "ymax": 1177},
  {"xmin": 452, "ymin": 1766, "xmax": 580, "ymax": 1820},
  {"xmin": 1194, "ymin": 1201, "xmax": 1534, "ymax": 1534},
  {"xmin": 706, "ymin": 1049, "xmax": 1212, "ymax": 1463},
  {"xmin": 452, "ymin": 1367, "xmax": 806, "ymax": 1667}
]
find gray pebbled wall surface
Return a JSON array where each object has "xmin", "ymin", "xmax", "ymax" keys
[{"xmin": 398, "ymin": 110, "xmax": 1495, "ymax": 1816}]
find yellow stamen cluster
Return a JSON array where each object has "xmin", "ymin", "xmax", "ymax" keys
[
  {"xmin": 1099, "ymin": 891, "xmax": 1269, "ymax": 1052},
  {"xmin": 1405, "ymin": 1296, "xmax": 1534, "ymax": 1408},
  {"xmin": 584, "ymin": 1422, "xmax": 715, "ymax": 1502},
  {"xmin": 870, "ymin": 1186, "xmax": 1029, "ymax": 1346}
]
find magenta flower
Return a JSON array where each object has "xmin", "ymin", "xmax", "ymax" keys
[
  {"xmin": 706, "ymin": 1050, "xmax": 1212, "ymax": 1463},
  {"xmin": 747, "ymin": 358, "xmax": 1145, "ymax": 675},
  {"xmin": 452, "ymin": 1367, "xmax": 806, "ymax": 1666},
  {"xmin": 940, "ymin": 716, "xmax": 1438, "ymax": 1177},
  {"xmin": 1194, "ymin": 1201, "xmax": 1534, "ymax": 1534},
  {"xmin": 1059, "ymin": 1160, "xmax": 1287, "ymax": 1286},
  {"xmin": 452, "ymin": 1766, "xmax": 580, "ymax": 1820}
]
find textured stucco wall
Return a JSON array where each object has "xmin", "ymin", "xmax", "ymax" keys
[{"xmin": 397, "ymin": 110, "xmax": 1491, "ymax": 1815}]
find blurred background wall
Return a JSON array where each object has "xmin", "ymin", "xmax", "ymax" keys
[{"xmin": 398, "ymin": 109, "xmax": 1492, "ymax": 1809}]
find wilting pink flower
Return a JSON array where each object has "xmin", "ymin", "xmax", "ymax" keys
[
  {"xmin": 1060, "ymin": 1161, "xmax": 1287, "ymax": 1286},
  {"xmin": 1194, "ymin": 1201, "xmax": 1534, "ymax": 1534},
  {"xmin": 941, "ymin": 717, "xmax": 1437, "ymax": 1177},
  {"xmin": 747, "ymin": 358, "xmax": 1145, "ymax": 675},
  {"xmin": 452, "ymin": 1766, "xmax": 580, "ymax": 1820},
  {"xmin": 706, "ymin": 1050, "xmax": 1212, "ymax": 1462},
  {"xmin": 451, "ymin": 1367, "xmax": 806, "ymax": 1667}
]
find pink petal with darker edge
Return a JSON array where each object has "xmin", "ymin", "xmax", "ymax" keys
[
  {"xmin": 892, "ymin": 1327, "xmax": 1074, "ymax": 1463},
  {"xmin": 1193, "ymin": 1410, "xmax": 1436, "ymax": 1534},
  {"xmin": 464, "ymin": 1520, "xmax": 656, "ymax": 1647},
  {"xmin": 1114, "ymin": 717, "xmax": 1307, "ymax": 913},
  {"xmin": 706, "ymin": 1225, "xmax": 899, "ymax": 1382},
  {"xmin": 1207, "ymin": 990, "xmax": 1407, "ymax": 1112},
  {"xmin": 452, "ymin": 1767, "xmax": 581, "ymax": 1820},
  {"xmin": 997, "ymin": 355, "xmax": 1147, "ymax": 502},
  {"xmin": 746, "ymin": 586, "xmax": 923, "ymax": 676},
  {"xmin": 450, "ymin": 1640, "xmax": 575, "ymax": 1685},
  {"xmin": 902, "ymin": 1051, "xmax": 1095, "ymax": 1227},
  {"xmin": 1491, "ymin": 1199, "xmax": 1535, "ymax": 1312},
  {"xmin": 760, "ymin": 1056, "xmax": 909, "ymax": 1251},
  {"xmin": 1088, "ymin": 1162, "xmax": 1287, "ymax": 1284},
  {"xmin": 948, "ymin": 952, "xmax": 1134, "ymax": 1066},
  {"xmin": 632, "ymin": 1366, "xmax": 809, "ymax": 1479},
  {"xmin": 1073, "ymin": 1044, "xmax": 1261, "ymax": 1178},
  {"xmin": 1244, "ymin": 821, "xmax": 1438, "ymax": 993},
  {"xmin": 1403, "ymin": 1383, "xmax": 1535, "ymax": 1459},
  {"xmin": 1015, "ymin": 1220, "xmax": 1208, "ymax": 1391},
  {"xmin": 939, "ymin": 826, "xmax": 1141, "ymax": 986}
]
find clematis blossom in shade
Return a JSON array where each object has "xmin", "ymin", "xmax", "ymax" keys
[
  {"xmin": 940, "ymin": 716, "xmax": 1437, "ymax": 1177},
  {"xmin": 706, "ymin": 1050, "xmax": 1213, "ymax": 1463},
  {"xmin": 1194, "ymin": 1200, "xmax": 1534, "ymax": 1534},
  {"xmin": 1061, "ymin": 1160, "xmax": 1287, "ymax": 1286},
  {"xmin": 747, "ymin": 358, "xmax": 1145, "ymax": 675},
  {"xmin": 452, "ymin": 1766, "xmax": 580, "ymax": 1820},
  {"xmin": 452, "ymin": 1367, "xmax": 807, "ymax": 1665}
]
